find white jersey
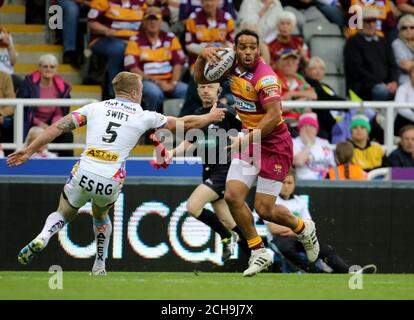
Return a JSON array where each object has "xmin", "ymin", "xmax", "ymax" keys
[
  {"xmin": 264, "ymin": 194, "xmax": 312, "ymax": 240},
  {"xmin": 293, "ymin": 136, "xmax": 335, "ymax": 180},
  {"xmin": 275, "ymin": 195, "xmax": 312, "ymax": 220},
  {"xmin": 72, "ymin": 98, "xmax": 167, "ymax": 178}
]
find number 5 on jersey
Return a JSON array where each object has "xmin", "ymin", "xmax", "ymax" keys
[{"xmin": 103, "ymin": 122, "xmax": 121, "ymax": 143}]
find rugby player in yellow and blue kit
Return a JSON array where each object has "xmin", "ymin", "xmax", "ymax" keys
[{"xmin": 194, "ymin": 29, "xmax": 320, "ymax": 277}]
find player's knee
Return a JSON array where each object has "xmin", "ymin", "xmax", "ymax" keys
[
  {"xmin": 224, "ymin": 190, "xmax": 241, "ymax": 207},
  {"xmin": 186, "ymin": 201, "xmax": 201, "ymax": 217}
]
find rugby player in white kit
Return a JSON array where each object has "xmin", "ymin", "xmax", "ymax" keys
[{"xmin": 7, "ymin": 72, "xmax": 226, "ymax": 275}]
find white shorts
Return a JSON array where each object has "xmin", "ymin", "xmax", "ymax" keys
[
  {"xmin": 63, "ymin": 166, "xmax": 123, "ymax": 208},
  {"xmin": 226, "ymin": 158, "xmax": 282, "ymax": 197}
]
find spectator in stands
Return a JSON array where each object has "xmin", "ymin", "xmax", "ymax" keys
[
  {"xmin": 185, "ymin": 0, "xmax": 234, "ymax": 69},
  {"xmin": 0, "ymin": 25, "xmax": 23, "ymax": 94},
  {"xmin": 388, "ymin": 125, "xmax": 414, "ymax": 167},
  {"xmin": 179, "ymin": 0, "xmax": 237, "ymax": 22},
  {"xmin": 124, "ymin": 6, "xmax": 188, "ymax": 112},
  {"xmin": 25, "ymin": 0, "xmax": 45, "ymax": 24},
  {"xmin": 237, "ymin": 0, "xmax": 283, "ymax": 40},
  {"xmin": 348, "ymin": 113, "xmax": 388, "ymax": 171},
  {"xmin": 280, "ymin": 0, "xmax": 329, "ymax": 33},
  {"xmin": 58, "ymin": 0, "xmax": 91, "ymax": 68},
  {"xmin": 266, "ymin": 168, "xmax": 350, "ymax": 273},
  {"xmin": 181, "ymin": 0, "xmax": 235, "ymax": 115},
  {"xmin": 331, "ymin": 108, "xmax": 383, "ymax": 144},
  {"xmin": 150, "ymin": 0, "xmax": 173, "ymax": 24},
  {"xmin": 87, "ymin": 0, "xmax": 148, "ymax": 98},
  {"xmin": 168, "ymin": 0, "xmax": 181, "ymax": 25},
  {"xmin": 344, "ymin": 1, "xmax": 398, "ymax": 39},
  {"xmin": 392, "ymin": 14, "xmax": 414, "ymax": 85},
  {"xmin": 293, "ymin": 112, "xmax": 336, "ymax": 179},
  {"xmin": 0, "ymin": 71, "xmax": 15, "ymax": 151},
  {"xmin": 18, "ymin": 54, "xmax": 73, "ymax": 157},
  {"xmin": 397, "ymin": 0, "xmax": 414, "ymax": 15},
  {"xmin": 328, "ymin": 141, "xmax": 368, "ymax": 180},
  {"xmin": 238, "ymin": 22, "xmax": 271, "ymax": 64},
  {"xmin": 394, "ymin": 65, "xmax": 414, "ymax": 134},
  {"xmin": 305, "ymin": 56, "xmax": 346, "ymax": 141},
  {"xmin": 276, "ymin": 49, "xmax": 317, "ymax": 134},
  {"xmin": 344, "ymin": 8, "xmax": 399, "ymax": 101},
  {"xmin": 315, "ymin": 0, "xmax": 346, "ymax": 30},
  {"xmin": 267, "ymin": 11, "xmax": 310, "ymax": 72},
  {"xmin": 24, "ymin": 127, "xmax": 58, "ymax": 159}
]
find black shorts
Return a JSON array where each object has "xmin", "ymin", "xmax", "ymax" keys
[{"xmin": 202, "ymin": 165, "xmax": 229, "ymax": 199}]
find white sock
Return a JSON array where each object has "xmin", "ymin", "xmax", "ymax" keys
[
  {"xmin": 37, "ymin": 211, "xmax": 66, "ymax": 246},
  {"xmin": 92, "ymin": 216, "xmax": 112, "ymax": 271}
]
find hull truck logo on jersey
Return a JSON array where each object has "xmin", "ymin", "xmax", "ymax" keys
[
  {"xmin": 105, "ymin": 100, "xmax": 137, "ymax": 114},
  {"xmin": 85, "ymin": 148, "xmax": 119, "ymax": 162}
]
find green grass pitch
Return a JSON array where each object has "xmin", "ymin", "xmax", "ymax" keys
[{"xmin": 1, "ymin": 272, "xmax": 413, "ymax": 300}]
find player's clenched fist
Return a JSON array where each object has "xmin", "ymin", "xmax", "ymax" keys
[{"xmin": 208, "ymin": 102, "xmax": 227, "ymax": 122}]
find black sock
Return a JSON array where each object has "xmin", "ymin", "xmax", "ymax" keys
[
  {"xmin": 197, "ymin": 208, "xmax": 231, "ymax": 240},
  {"xmin": 232, "ymin": 226, "xmax": 251, "ymax": 255},
  {"xmin": 231, "ymin": 225, "xmax": 244, "ymax": 239}
]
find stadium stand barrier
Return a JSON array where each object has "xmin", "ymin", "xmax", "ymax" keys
[
  {"xmin": 1, "ymin": 99, "xmax": 413, "ymax": 153},
  {"xmin": 0, "ymin": 98, "xmax": 98, "ymax": 151}
]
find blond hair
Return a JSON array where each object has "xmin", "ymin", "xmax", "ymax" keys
[
  {"xmin": 112, "ymin": 72, "xmax": 142, "ymax": 95},
  {"xmin": 278, "ymin": 11, "xmax": 297, "ymax": 28},
  {"xmin": 39, "ymin": 54, "xmax": 58, "ymax": 67},
  {"xmin": 307, "ymin": 56, "xmax": 326, "ymax": 70}
]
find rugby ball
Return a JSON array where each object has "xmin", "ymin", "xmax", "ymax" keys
[{"xmin": 204, "ymin": 48, "xmax": 235, "ymax": 81}]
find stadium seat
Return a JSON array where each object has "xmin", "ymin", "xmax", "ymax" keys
[
  {"xmin": 303, "ymin": 21, "xmax": 342, "ymax": 43},
  {"xmin": 324, "ymin": 60, "xmax": 338, "ymax": 75},
  {"xmin": 310, "ymin": 35, "xmax": 346, "ymax": 72},
  {"xmin": 324, "ymin": 74, "xmax": 346, "ymax": 98},
  {"xmin": 163, "ymin": 98, "xmax": 184, "ymax": 117},
  {"xmin": 367, "ymin": 168, "xmax": 390, "ymax": 180}
]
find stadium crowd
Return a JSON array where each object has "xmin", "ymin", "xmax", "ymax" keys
[{"xmin": 1, "ymin": 0, "xmax": 414, "ymax": 176}]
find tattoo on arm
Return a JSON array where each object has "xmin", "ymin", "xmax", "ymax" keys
[{"xmin": 56, "ymin": 115, "xmax": 77, "ymax": 133}]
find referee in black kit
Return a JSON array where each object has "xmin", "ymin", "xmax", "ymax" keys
[{"xmin": 168, "ymin": 82, "xmax": 247, "ymax": 262}]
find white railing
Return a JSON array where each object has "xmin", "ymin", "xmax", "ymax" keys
[
  {"xmin": 0, "ymin": 99, "xmax": 413, "ymax": 152},
  {"xmin": 0, "ymin": 99, "xmax": 98, "ymax": 150}
]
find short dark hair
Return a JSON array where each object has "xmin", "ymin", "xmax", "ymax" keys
[
  {"xmin": 399, "ymin": 124, "xmax": 414, "ymax": 138},
  {"xmin": 235, "ymin": 29, "xmax": 260, "ymax": 46}
]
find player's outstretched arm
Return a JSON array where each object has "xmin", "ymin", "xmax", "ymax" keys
[
  {"xmin": 193, "ymin": 47, "xmax": 226, "ymax": 84},
  {"xmin": 170, "ymin": 140, "xmax": 194, "ymax": 157},
  {"xmin": 7, "ymin": 113, "xmax": 78, "ymax": 166},
  {"xmin": 164, "ymin": 103, "xmax": 226, "ymax": 131}
]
